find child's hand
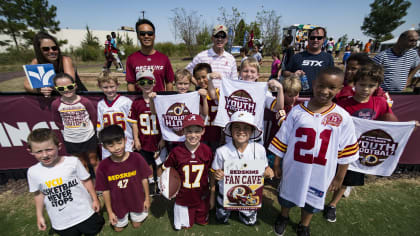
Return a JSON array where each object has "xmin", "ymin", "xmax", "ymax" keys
[
  {"xmin": 149, "ymin": 92, "xmax": 157, "ymax": 99},
  {"xmin": 109, "ymin": 212, "xmax": 118, "ymax": 226},
  {"xmin": 134, "ymin": 139, "xmax": 141, "ymax": 151},
  {"xmin": 264, "ymin": 167, "xmax": 275, "ymax": 179},
  {"xmin": 37, "ymin": 216, "xmax": 47, "ymax": 231},
  {"xmin": 40, "ymin": 87, "xmax": 53, "ymax": 98},
  {"xmin": 144, "ymin": 197, "xmax": 151, "ymax": 212},
  {"xmin": 198, "ymin": 88, "xmax": 208, "ymax": 97},
  {"xmin": 208, "ymin": 72, "xmax": 222, "ymax": 80},
  {"xmin": 294, "ymin": 70, "xmax": 305, "ymax": 77},
  {"xmin": 268, "ymin": 79, "xmax": 283, "ymax": 90},
  {"xmin": 328, "ymin": 177, "xmax": 343, "ymax": 192},
  {"xmin": 92, "ymin": 198, "xmax": 100, "ymax": 212},
  {"xmin": 214, "ymin": 169, "xmax": 224, "ymax": 181}
]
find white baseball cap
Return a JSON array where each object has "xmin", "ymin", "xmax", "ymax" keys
[{"xmin": 223, "ymin": 111, "xmax": 262, "ymax": 140}]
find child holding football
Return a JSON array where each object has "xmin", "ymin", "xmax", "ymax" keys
[
  {"xmin": 95, "ymin": 125, "xmax": 151, "ymax": 232},
  {"xmin": 162, "ymin": 114, "xmax": 213, "ymax": 230},
  {"xmin": 97, "ymin": 71, "xmax": 133, "ymax": 159},
  {"xmin": 269, "ymin": 67, "xmax": 359, "ymax": 236},
  {"xmin": 51, "ymin": 73, "xmax": 99, "ymax": 172},
  {"xmin": 27, "ymin": 128, "xmax": 104, "ymax": 235},
  {"xmin": 210, "ymin": 111, "xmax": 274, "ymax": 225}
]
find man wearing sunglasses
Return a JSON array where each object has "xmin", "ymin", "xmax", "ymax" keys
[
  {"xmin": 186, "ymin": 24, "xmax": 238, "ymax": 88},
  {"xmin": 283, "ymin": 27, "xmax": 334, "ymax": 92},
  {"xmin": 126, "ymin": 18, "xmax": 174, "ymax": 92}
]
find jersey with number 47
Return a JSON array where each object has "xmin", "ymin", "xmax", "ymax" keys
[
  {"xmin": 127, "ymin": 98, "xmax": 161, "ymax": 152},
  {"xmin": 268, "ymin": 102, "xmax": 359, "ymax": 210}
]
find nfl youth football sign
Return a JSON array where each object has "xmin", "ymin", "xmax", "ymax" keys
[
  {"xmin": 23, "ymin": 64, "xmax": 56, "ymax": 88},
  {"xmin": 223, "ymin": 159, "xmax": 265, "ymax": 210},
  {"xmin": 348, "ymin": 117, "xmax": 415, "ymax": 176}
]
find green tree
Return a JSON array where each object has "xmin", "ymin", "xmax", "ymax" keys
[
  {"xmin": 234, "ymin": 19, "xmax": 246, "ymax": 46},
  {"xmin": 256, "ymin": 8, "xmax": 281, "ymax": 55},
  {"xmin": 217, "ymin": 7, "xmax": 244, "ymax": 44},
  {"xmin": 196, "ymin": 24, "xmax": 212, "ymax": 48},
  {"xmin": 0, "ymin": 0, "xmax": 27, "ymax": 51},
  {"xmin": 361, "ymin": 0, "xmax": 411, "ymax": 42},
  {"xmin": 81, "ymin": 25, "xmax": 99, "ymax": 47}
]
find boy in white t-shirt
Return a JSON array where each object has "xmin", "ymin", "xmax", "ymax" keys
[{"xmin": 26, "ymin": 128, "xmax": 104, "ymax": 235}]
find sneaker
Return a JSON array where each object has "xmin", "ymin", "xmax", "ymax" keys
[
  {"xmin": 343, "ymin": 186, "xmax": 352, "ymax": 198},
  {"xmin": 117, "ymin": 67, "xmax": 124, "ymax": 72},
  {"xmin": 274, "ymin": 215, "xmax": 289, "ymax": 236},
  {"xmin": 324, "ymin": 205, "xmax": 336, "ymax": 223},
  {"xmin": 296, "ymin": 223, "xmax": 310, "ymax": 236}
]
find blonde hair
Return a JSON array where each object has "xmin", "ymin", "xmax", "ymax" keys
[
  {"xmin": 174, "ymin": 69, "xmax": 192, "ymax": 83},
  {"xmin": 240, "ymin": 57, "xmax": 260, "ymax": 72},
  {"xmin": 282, "ymin": 75, "xmax": 302, "ymax": 96},
  {"xmin": 97, "ymin": 71, "xmax": 118, "ymax": 86}
]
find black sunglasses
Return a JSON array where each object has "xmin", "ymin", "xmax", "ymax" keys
[
  {"xmin": 41, "ymin": 46, "xmax": 59, "ymax": 52},
  {"xmin": 137, "ymin": 79, "xmax": 154, "ymax": 86},
  {"xmin": 309, "ymin": 36, "xmax": 324, "ymax": 41},
  {"xmin": 138, "ymin": 31, "xmax": 154, "ymax": 37},
  {"xmin": 55, "ymin": 83, "xmax": 75, "ymax": 92},
  {"xmin": 214, "ymin": 33, "xmax": 227, "ymax": 39}
]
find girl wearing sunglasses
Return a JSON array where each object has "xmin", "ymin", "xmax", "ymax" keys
[
  {"xmin": 51, "ymin": 73, "xmax": 99, "ymax": 173},
  {"xmin": 24, "ymin": 32, "xmax": 87, "ymax": 98}
]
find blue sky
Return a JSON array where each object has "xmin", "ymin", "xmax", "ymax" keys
[{"xmin": 50, "ymin": 0, "xmax": 419, "ymax": 43}]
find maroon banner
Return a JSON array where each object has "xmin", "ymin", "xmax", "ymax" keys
[{"xmin": 0, "ymin": 94, "xmax": 419, "ymax": 170}]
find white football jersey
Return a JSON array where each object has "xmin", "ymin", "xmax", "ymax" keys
[
  {"xmin": 97, "ymin": 95, "xmax": 134, "ymax": 158},
  {"xmin": 268, "ymin": 101, "xmax": 359, "ymax": 210}
]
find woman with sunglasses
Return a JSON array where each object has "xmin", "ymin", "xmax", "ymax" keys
[{"xmin": 24, "ymin": 32, "xmax": 87, "ymax": 98}]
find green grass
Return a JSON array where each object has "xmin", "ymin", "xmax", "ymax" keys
[{"xmin": 1, "ymin": 177, "xmax": 420, "ymax": 235}]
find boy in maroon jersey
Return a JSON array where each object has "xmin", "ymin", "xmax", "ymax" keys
[
  {"xmin": 96, "ymin": 125, "xmax": 151, "ymax": 232},
  {"xmin": 163, "ymin": 114, "xmax": 213, "ymax": 230}
]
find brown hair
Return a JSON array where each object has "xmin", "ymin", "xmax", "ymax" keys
[
  {"xmin": 175, "ymin": 69, "xmax": 192, "ymax": 83},
  {"xmin": 27, "ymin": 128, "xmax": 60, "ymax": 150},
  {"xmin": 97, "ymin": 71, "xmax": 118, "ymax": 86},
  {"xmin": 53, "ymin": 72, "xmax": 75, "ymax": 85},
  {"xmin": 353, "ymin": 63, "xmax": 384, "ymax": 85}
]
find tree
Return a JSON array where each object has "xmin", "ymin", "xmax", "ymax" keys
[
  {"xmin": 81, "ymin": 25, "xmax": 99, "ymax": 47},
  {"xmin": 25, "ymin": 0, "xmax": 59, "ymax": 32},
  {"xmin": 256, "ymin": 8, "xmax": 281, "ymax": 54},
  {"xmin": 170, "ymin": 8, "xmax": 201, "ymax": 57},
  {"xmin": 233, "ymin": 19, "xmax": 246, "ymax": 46},
  {"xmin": 361, "ymin": 0, "xmax": 411, "ymax": 42},
  {"xmin": 196, "ymin": 24, "xmax": 212, "ymax": 48},
  {"xmin": 217, "ymin": 7, "xmax": 244, "ymax": 44},
  {"xmin": 0, "ymin": 0, "xmax": 27, "ymax": 51},
  {"xmin": 340, "ymin": 34, "xmax": 349, "ymax": 50}
]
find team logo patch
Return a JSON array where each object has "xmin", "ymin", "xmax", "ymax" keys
[
  {"xmin": 321, "ymin": 113, "xmax": 342, "ymax": 126},
  {"xmin": 358, "ymin": 129, "xmax": 398, "ymax": 166},
  {"xmin": 224, "ymin": 89, "xmax": 256, "ymax": 117},
  {"xmin": 162, "ymin": 103, "xmax": 191, "ymax": 136}
]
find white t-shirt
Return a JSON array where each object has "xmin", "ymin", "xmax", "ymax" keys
[{"xmin": 27, "ymin": 156, "xmax": 94, "ymax": 230}]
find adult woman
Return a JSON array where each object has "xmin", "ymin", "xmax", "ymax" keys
[{"xmin": 24, "ymin": 32, "xmax": 87, "ymax": 97}]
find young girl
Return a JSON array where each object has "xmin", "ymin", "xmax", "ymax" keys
[
  {"xmin": 269, "ymin": 51, "xmax": 282, "ymax": 81},
  {"xmin": 51, "ymin": 73, "xmax": 99, "ymax": 172}
]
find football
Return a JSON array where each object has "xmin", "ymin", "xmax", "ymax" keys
[{"xmin": 159, "ymin": 167, "xmax": 181, "ymax": 200}]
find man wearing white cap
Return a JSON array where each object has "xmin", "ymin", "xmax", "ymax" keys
[{"xmin": 186, "ymin": 25, "xmax": 238, "ymax": 87}]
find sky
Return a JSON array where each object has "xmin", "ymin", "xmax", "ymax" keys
[{"xmin": 50, "ymin": 0, "xmax": 419, "ymax": 44}]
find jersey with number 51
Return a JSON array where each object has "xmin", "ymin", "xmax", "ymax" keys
[
  {"xmin": 268, "ymin": 101, "xmax": 359, "ymax": 210},
  {"xmin": 163, "ymin": 143, "xmax": 213, "ymax": 207}
]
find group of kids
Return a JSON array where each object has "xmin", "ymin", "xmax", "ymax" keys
[{"xmin": 26, "ymin": 53, "xmax": 409, "ymax": 236}]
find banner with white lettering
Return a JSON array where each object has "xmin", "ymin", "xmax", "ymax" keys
[
  {"xmin": 214, "ymin": 79, "xmax": 267, "ymax": 130},
  {"xmin": 348, "ymin": 117, "xmax": 415, "ymax": 176},
  {"xmin": 223, "ymin": 159, "xmax": 265, "ymax": 210},
  {"xmin": 153, "ymin": 92, "xmax": 200, "ymax": 142}
]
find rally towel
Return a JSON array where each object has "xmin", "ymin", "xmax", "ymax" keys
[
  {"xmin": 214, "ymin": 79, "xmax": 268, "ymax": 131},
  {"xmin": 348, "ymin": 117, "xmax": 416, "ymax": 176},
  {"xmin": 154, "ymin": 92, "xmax": 200, "ymax": 142}
]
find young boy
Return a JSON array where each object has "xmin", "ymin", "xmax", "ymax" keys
[
  {"xmin": 97, "ymin": 72, "xmax": 133, "ymax": 159},
  {"xmin": 162, "ymin": 114, "xmax": 213, "ymax": 230},
  {"xmin": 324, "ymin": 63, "xmax": 398, "ymax": 223},
  {"xmin": 269, "ymin": 67, "xmax": 359, "ymax": 236},
  {"xmin": 95, "ymin": 125, "xmax": 151, "ymax": 232},
  {"xmin": 26, "ymin": 128, "xmax": 104, "ymax": 235},
  {"xmin": 211, "ymin": 111, "xmax": 274, "ymax": 225}
]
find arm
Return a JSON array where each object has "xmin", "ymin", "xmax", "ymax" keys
[
  {"xmin": 209, "ymin": 172, "xmax": 217, "ymax": 210},
  {"xmin": 268, "ymin": 80, "xmax": 284, "ymax": 111},
  {"xmin": 149, "ymin": 92, "xmax": 157, "ymax": 115},
  {"xmin": 81, "ymin": 178, "xmax": 100, "ymax": 212},
  {"xmin": 141, "ymin": 178, "xmax": 150, "ymax": 211},
  {"xmin": 263, "ymin": 166, "xmax": 274, "ymax": 178},
  {"xmin": 198, "ymin": 89, "xmax": 209, "ymax": 118},
  {"xmin": 132, "ymin": 124, "xmax": 141, "ymax": 151},
  {"xmin": 207, "ymin": 73, "xmax": 221, "ymax": 100},
  {"xmin": 103, "ymin": 190, "xmax": 118, "ymax": 226},
  {"xmin": 127, "ymin": 83, "xmax": 136, "ymax": 92},
  {"xmin": 165, "ymin": 81, "xmax": 174, "ymax": 91},
  {"xmin": 62, "ymin": 56, "xmax": 76, "ymax": 79},
  {"xmin": 406, "ymin": 63, "xmax": 420, "ymax": 89},
  {"xmin": 34, "ymin": 191, "xmax": 47, "ymax": 231},
  {"xmin": 273, "ymin": 155, "xmax": 282, "ymax": 179},
  {"xmin": 328, "ymin": 164, "xmax": 348, "ymax": 192}
]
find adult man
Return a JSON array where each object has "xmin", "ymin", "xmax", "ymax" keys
[
  {"xmin": 186, "ymin": 25, "xmax": 238, "ymax": 88},
  {"xmin": 126, "ymin": 19, "xmax": 174, "ymax": 92},
  {"xmin": 110, "ymin": 32, "xmax": 124, "ymax": 71},
  {"xmin": 283, "ymin": 27, "xmax": 334, "ymax": 92},
  {"xmin": 373, "ymin": 30, "xmax": 420, "ymax": 92}
]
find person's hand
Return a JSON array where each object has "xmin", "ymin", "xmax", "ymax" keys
[
  {"xmin": 108, "ymin": 212, "xmax": 118, "ymax": 226},
  {"xmin": 264, "ymin": 167, "xmax": 275, "ymax": 179},
  {"xmin": 37, "ymin": 216, "xmax": 47, "ymax": 231},
  {"xmin": 268, "ymin": 79, "xmax": 283, "ymax": 91},
  {"xmin": 328, "ymin": 177, "xmax": 343, "ymax": 192},
  {"xmin": 144, "ymin": 197, "xmax": 150, "ymax": 212},
  {"xmin": 134, "ymin": 139, "xmax": 141, "ymax": 151},
  {"xmin": 40, "ymin": 87, "xmax": 53, "ymax": 98},
  {"xmin": 208, "ymin": 72, "xmax": 222, "ymax": 80},
  {"xmin": 214, "ymin": 169, "xmax": 224, "ymax": 181},
  {"xmin": 294, "ymin": 70, "xmax": 305, "ymax": 77},
  {"xmin": 198, "ymin": 88, "xmax": 208, "ymax": 97},
  {"xmin": 149, "ymin": 92, "xmax": 157, "ymax": 99},
  {"xmin": 92, "ymin": 198, "xmax": 100, "ymax": 212}
]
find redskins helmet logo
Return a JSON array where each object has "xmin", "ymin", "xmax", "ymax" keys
[
  {"xmin": 162, "ymin": 103, "xmax": 191, "ymax": 136},
  {"xmin": 226, "ymin": 185, "xmax": 260, "ymax": 206},
  {"xmin": 358, "ymin": 129, "xmax": 398, "ymax": 166},
  {"xmin": 224, "ymin": 90, "xmax": 256, "ymax": 117}
]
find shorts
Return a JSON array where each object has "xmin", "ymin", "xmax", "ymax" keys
[
  {"xmin": 139, "ymin": 150, "xmax": 156, "ymax": 166},
  {"xmin": 115, "ymin": 211, "xmax": 148, "ymax": 228},
  {"xmin": 277, "ymin": 196, "xmax": 321, "ymax": 214},
  {"xmin": 342, "ymin": 170, "xmax": 365, "ymax": 186},
  {"xmin": 64, "ymin": 135, "xmax": 98, "ymax": 155},
  {"xmin": 54, "ymin": 213, "xmax": 104, "ymax": 236},
  {"xmin": 216, "ymin": 193, "xmax": 257, "ymax": 225},
  {"xmin": 173, "ymin": 201, "xmax": 209, "ymax": 230}
]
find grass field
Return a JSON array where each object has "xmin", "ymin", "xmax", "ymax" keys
[{"xmin": 1, "ymin": 176, "xmax": 419, "ymax": 236}]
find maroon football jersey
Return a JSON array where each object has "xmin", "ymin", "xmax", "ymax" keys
[
  {"xmin": 95, "ymin": 152, "xmax": 152, "ymax": 218},
  {"xmin": 163, "ymin": 143, "xmax": 213, "ymax": 207},
  {"xmin": 202, "ymin": 97, "xmax": 221, "ymax": 142},
  {"xmin": 128, "ymin": 98, "xmax": 161, "ymax": 152},
  {"xmin": 337, "ymin": 96, "xmax": 393, "ymax": 120}
]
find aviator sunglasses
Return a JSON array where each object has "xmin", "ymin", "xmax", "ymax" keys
[
  {"xmin": 137, "ymin": 79, "xmax": 154, "ymax": 86},
  {"xmin": 55, "ymin": 83, "xmax": 76, "ymax": 91},
  {"xmin": 41, "ymin": 46, "xmax": 59, "ymax": 52},
  {"xmin": 138, "ymin": 31, "xmax": 154, "ymax": 37},
  {"xmin": 309, "ymin": 36, "xmax": 324, "ymax": 41}
]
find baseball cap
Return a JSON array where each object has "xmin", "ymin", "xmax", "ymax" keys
[
  {"xmin": 182, "ymin": 114, "xmax": 205, "ymax": 130},
  {"xmin": 212, "ymin": 25, "xmax": 228, "ymax": 36},
  {"xmin": 224, "ymin": 111, "xmax": 262, "ymax": 140},
  {"xmin": 136, "ymin": 69, "xmax": 155, "ymax": 81}
]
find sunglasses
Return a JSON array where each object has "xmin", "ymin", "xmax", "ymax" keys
[
  {"xmin": 309, "ymin": 36, "xmax": 324, "ymax": 41},
  {"xmin": 137, "ymin": 79, "xmax": 154, "ymax": 86},
  {"xmin": 214, "ymin": 33, "xmax": 227, "ymax": 39},
  {"xmin": 41, "ymin": 46, "xmax": 59, "ymax": 52},
  {"xmin": 55, "ymin": 83, "xmax": 76, "ymax": 92},
  {"xmin": 138, "ymin": 31, "xmax": 154, "ymax": 37}
]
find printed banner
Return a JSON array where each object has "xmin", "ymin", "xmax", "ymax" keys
[
  {"xmin": 23, "ymin": 64, "xmax": 56, "ymax": 88},
  {"xmin": 223, "ymin": 159, "xmax": 265, "ymax": 210},
  {"xmin": 154, "ymin": 92, "xmax": 200, "ymax": 142},
  {"xmin": 348, "ymin": 117, "xmax": 415, "ymax": 176}
]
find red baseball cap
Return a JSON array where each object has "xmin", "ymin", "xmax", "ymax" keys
[{"xmin": 182, "ymin": 114, "xmax": 204, "ymax": 129}]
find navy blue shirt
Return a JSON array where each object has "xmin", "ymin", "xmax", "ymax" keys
[{"xmin": 286, "ymin": 51, "xmax": 334, "ymax": 91}]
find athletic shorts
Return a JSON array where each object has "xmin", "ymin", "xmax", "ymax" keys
[
  {"xmin": 277, "ymin": 196, "xmax": 321, "ymax": 214},
  {"xmin": 173, "ymin": 201, "xmax": 209, "ymax": 230},
  {"xmin": 54, "ymin": 213, "xmax": 104, "ymax": 236},
  {"xmin": 64, "ymin": 135, "xmax": 98, "ymax": 155},
  {"xmin": 215, "ymin": 193, "xmax": 257, "ymax": 225},
  {"xmin": 342, "ymin": 170, "xmax": 365, "ymax": 186},
  {"xmin": 115, "ymin": 211, "xmax": 148, "ymax": 228}
]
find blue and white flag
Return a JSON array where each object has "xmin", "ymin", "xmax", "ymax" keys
[{"xmin": 23, "ymin": 64, "xmax": 56, "ymax": 89}]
